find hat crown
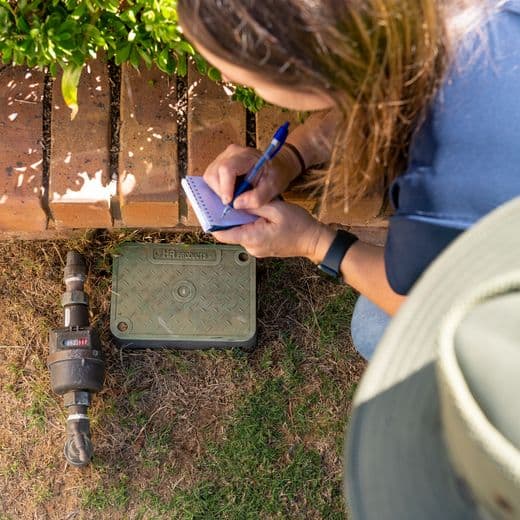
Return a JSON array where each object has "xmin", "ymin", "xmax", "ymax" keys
[
  {"xmin": 454, "ymin": 291, "xmax": 520, "ymax": 450},
  {"xmin": 438, "ymin": 277, "xmax": 520, "ymax": 520}
]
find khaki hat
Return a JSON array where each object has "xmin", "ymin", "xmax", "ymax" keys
[{"xmin": 345, "ymin": 197, "xmax": 520, "ymax": 519}]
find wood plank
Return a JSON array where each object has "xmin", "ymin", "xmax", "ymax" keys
[
  {"xmin": 0, "ymin": 67, "xmax": 47, "ymax": 231},
  {"xmin": 184, "ymin": 63, "xmax": 246, "ymax": 226},
  {"xmin": 119, "ymin": 64, "xmax": 179, "ymax": 227},
  {"xmin": 256, "ymin": 106, "xmax": 301, "ymax": 149},
  {"xmin": 49, "ymin": 60, "xmax": 113, "ymax": 228},
  {"xmin": 347, "ymin": 225, "xmax": 388, "ymax": 246},
  {"xmin": 256, "ymin": 106, "xmax": 316, "ymax": 212},
  {"xmin": 318, "ymin": 196, "xmax": 386, "ymax": 227}
]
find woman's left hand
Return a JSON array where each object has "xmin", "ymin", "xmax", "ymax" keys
[{"xmin": 212, "ymin": 200, "xmax": 334, "ymax": 261}]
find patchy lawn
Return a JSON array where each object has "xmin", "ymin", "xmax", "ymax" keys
[{"xmin": 0, "ymin": 230, "xmax": 365, "ymax": 519}]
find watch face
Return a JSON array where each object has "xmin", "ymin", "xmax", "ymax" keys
[{"xmin": 318, "ymin": 263, "xmax": 339, "ymax": 278}]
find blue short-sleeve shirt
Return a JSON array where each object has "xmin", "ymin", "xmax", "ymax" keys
[{"xmin": 385, "ymin": 1, "xmax": 520, "ymax": 295}]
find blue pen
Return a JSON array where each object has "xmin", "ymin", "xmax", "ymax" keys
[{"xmin": 221, "ymin": 121, "xmax": 290, "ymax": 217}]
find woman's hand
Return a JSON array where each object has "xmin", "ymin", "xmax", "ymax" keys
[
  {"xmin": 212, "ymin": 200, "xmax": 335, "ymax": 261},
  {"xmin": 213, "ymin": 199, "xmax": 406, "ymax": 315},
  {"xmin": 203, "ymin": 144, "xmax": 302, "ymax": 210}
]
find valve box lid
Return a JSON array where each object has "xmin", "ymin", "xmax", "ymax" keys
[{"xmin": 110, "ymin": 243, "xmax": 256, "ymax": 350}]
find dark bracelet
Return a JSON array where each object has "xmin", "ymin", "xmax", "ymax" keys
[{"xmin": 284, "ymin": 142, "xmax": 307, "ymax": 177}]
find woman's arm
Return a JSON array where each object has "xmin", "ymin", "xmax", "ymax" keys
[
  {"xmin": 285, "ymin": 109, "xmax": 340, "ymax": 170},
  {"xmin": 311, "ymin": 228, "xmax": 405, "ymax": 316}
]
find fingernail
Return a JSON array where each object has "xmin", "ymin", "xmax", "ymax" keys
[{"xmin": 234, "ymin": 200, "xmax": 244, "ymax": 209}]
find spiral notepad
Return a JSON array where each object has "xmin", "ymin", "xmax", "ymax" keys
[{"xmin": 181, "ymin": 176, "xmax": 258, "ymax": 232}]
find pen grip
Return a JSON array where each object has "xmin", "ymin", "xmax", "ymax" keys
[{"xmin": 233, "ymin": 179, "xmax": 254, "ymax": 202}]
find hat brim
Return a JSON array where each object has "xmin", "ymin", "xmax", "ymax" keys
[{"xmin": 345, "ymin": 196, "xmax": 520, "ymax": 519}]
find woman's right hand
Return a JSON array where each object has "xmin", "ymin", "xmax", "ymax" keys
[{"xmin": 203, "ymin": 143, "xmax": 302, "ymax": 210}]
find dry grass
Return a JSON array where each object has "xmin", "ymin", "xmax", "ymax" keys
[{"xmin": 0, "ymin": 230, "xmax": 365, "ymax": 519}]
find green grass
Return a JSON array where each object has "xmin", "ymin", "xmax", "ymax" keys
[
  {"xmin": 316, "ymin": 288, "xmax": 358, "ymax": 348},
  {"xmin": 25, "ymin": 382, "xmax": 53, "ymax": 431},
  {"xmin": 140, "ymin": 425, "xmax": 175, "ymax": 468},
  {"xmin": 33, "ymin": 481, "xmax": 53, "ymax": 504},
  {"xmin": 82, "ymin": 475, "xmax": 130, "ymax": 510},
  {"xmin": 164, "ymin": 339, "xmax": 345, "ymax": 519}
]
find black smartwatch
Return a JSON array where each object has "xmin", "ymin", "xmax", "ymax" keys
[{"xmin": 318, "ymin": 229, "xmax": 358, "ymax": 280}]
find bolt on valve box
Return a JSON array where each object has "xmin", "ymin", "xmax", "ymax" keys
[{"xmin": 110, "ymin": 243, "xmax": 256, "ymax": 350}]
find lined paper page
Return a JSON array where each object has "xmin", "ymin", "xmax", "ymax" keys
[{"xmin": 181, "ymin": 176, "xmax": 258, "ymax": 232}]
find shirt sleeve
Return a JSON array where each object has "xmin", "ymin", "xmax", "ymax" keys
[{"xmin": 384, "ymin": 213, "xmax": 465, "ymax": 295}]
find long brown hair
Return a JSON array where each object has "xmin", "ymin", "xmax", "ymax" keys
[{"xmin": 178, "ymin": 0, "xmax": 487, "ymax": 211}]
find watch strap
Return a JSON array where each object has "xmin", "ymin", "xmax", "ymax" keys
[{"xmin": 318, "ymin": 229, "xmax": 358, "ymax": 280}]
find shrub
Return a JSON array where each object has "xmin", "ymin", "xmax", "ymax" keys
[{"xmin": 0, "ymin": 0, "xmax": 263, "ymax": 117}]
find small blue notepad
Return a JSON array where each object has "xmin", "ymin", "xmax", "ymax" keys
[{"xmin": 181, "ymin": 176, "xmax": 258, "ymax": 232}]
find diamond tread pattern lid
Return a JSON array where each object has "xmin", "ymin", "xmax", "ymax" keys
[{"xmin": 110, "ymin": 243, "xmax": 256, "ymax": 349}]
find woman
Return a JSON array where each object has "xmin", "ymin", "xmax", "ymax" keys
[{"xmin": 177, "ymin": 0, "xmax": 520, "ymax": 359}]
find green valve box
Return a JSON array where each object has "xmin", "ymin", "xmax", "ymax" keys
[{"xmin": 110, "ymin": 243, "xmax": 256, "ymax": 350}]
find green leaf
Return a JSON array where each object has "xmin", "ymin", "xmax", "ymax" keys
[
  {"xmin": 142, "ymin": 10, "xmax": 155, "ymax": 24},
  {"xmin": 193, "ymin": 54, "xmax": 207, "ymax": 75},
  {"xmin": 129, "ymin": 45, "xmax": 140, "ymax": 68},
  {"xmin": 173, "ymin": 40, "xmax": 194, "ymax": 55},
  {"xmin": 137, "ymin": 46, "xmax": 153, "ymax": 68},
  {"xmin": 55, "ymin": 32, "xmax": 72, "ymax": 42},
  {"xmin": 16, "ymin": 16, "xmax": 30, "ymax": 33},
  {"xmin": 13, "ymin": 49, "xmax": 25, "ymax": 65},
  {"xmin": 2, "ymin": 46, "xmax": 12, "ymax": 62},
  {"xmin": 61, "ymin": 63, "xmax": 83, "ymax": 120},
  {"xmin": 20, "ymin": 39, "xmax": 32, "ymax": 52},
  {"xmin": 71, "ymin": 4, "xmax": 88, "ymax": 20},
  {"xmin": 123, "ymin": 9, "xmax": 136, "ymax": 24},
  {"xmin": 156, "ymin": 47, "xmax": 173, "ymax": 75},
  {"xmin": 47, "ymin": 45, "xmax": 57, "ymax": 60},
  {"xmin": 207, "ymin": 67, "xmax": 221, "ymax": 82},
  {"xmin": 115, "ymin": 43, "xmax": 131, "ymax": 65}
]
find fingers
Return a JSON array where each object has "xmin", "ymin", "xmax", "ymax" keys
[
  {"xmin": 203, "ymin": 162, "xmax": 223, "ymax": 199},
  {"xmin": 233, "ymin": 173, "xmax": 276, "ymax": 209},
  {"xmin": 212, "ymin": 201, "xmax": 315, "ymax": 259},
  {"xmin": 212, "ymin": 220, "xmax": 263, "ymax": 244},
  {"xmin": 217, "ymin": 160, "xmax": 243, "ymax": 205},
  {"xmin": 211, "ymin": 229, "xmax": 241, "ymax": 244},
  {"xmin": 212, "ymin": 203, "xmax": 286, "ymax": 245},
  {"xmin": 243, "ymin": 200, "xmax": 284, "ymax": 221},
  {"xmin": 203, "ymin": 145, "xmax": 259, "ymax": 204}
]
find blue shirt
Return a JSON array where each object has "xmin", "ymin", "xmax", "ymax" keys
[{"xmin": 385, "ymin": 1, "xmax": 520, "ymax": 295}]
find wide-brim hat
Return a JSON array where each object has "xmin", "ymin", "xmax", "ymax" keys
[{"xmin": 345, "ymin": 197, "xmax": 520, "ymax": 519}]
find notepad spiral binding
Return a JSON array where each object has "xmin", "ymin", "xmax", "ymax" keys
[{"xmin": 190, "ymin": 179, "xmax": 214, "ymax": 224}]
